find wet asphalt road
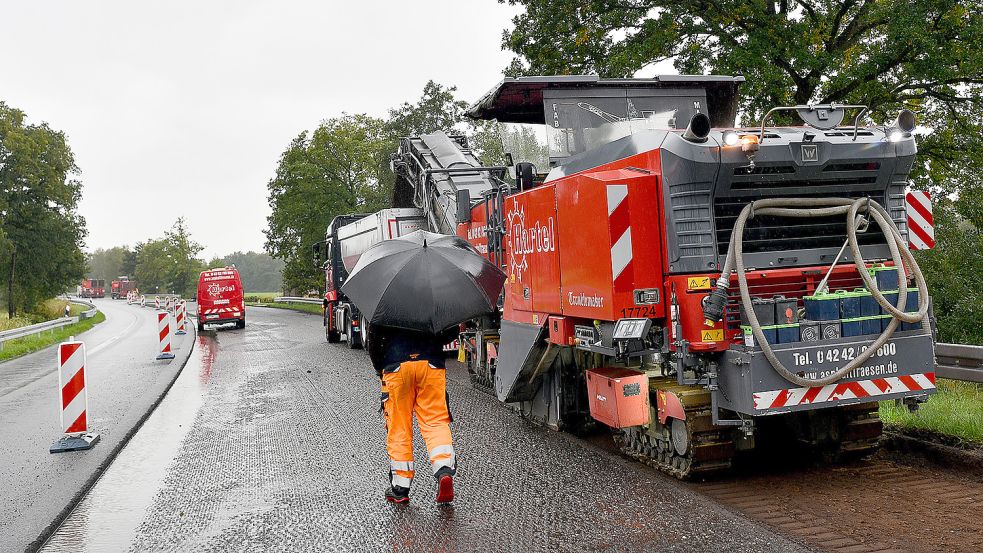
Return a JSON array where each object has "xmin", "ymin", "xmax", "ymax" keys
[
  {"xmin": 43, "ymin": 306, "xmax": 812, "ymax": 552},
  {"xmin": 0, "ymin": 299, "xmax": 194, "ymax": 552}
]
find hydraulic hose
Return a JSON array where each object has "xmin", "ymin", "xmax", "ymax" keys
[{"xmin": 705, "ymin": 197, "xmax": 929, "ymax": 387}]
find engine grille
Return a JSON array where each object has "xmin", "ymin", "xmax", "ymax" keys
[{"xmin": 714, "ymin": 189, "xmax": 895, "ymax": 256}]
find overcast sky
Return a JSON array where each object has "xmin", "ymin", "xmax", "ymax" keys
[{"xmin": 1, "ymin": 1, "xmax": 523, "ymax": 258}]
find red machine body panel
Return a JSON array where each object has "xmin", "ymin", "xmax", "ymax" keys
[
  {"xmin": 503, "ymin": 186, "xmax": 561, "ymax": 317},
  {"xmin": 547, "ymin": 315, "xmax": 577, "ymax": 346},
  {"xmin": 555, "ymin": 168, "xmax": 666, "ymax": 322},
  {"xmin": 457, "ymin": 206, "xmax": 489, "ymax": 256},
  {"xmin": 498, "ymin": 164, "xmax": 668, "ymax": 327},
  {"xmin": 586, "ymin": 367, "xmax": 650, "ymax": 428}
]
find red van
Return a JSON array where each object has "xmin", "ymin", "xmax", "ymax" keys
[{"xmin": 196, "ymin": 267, "xmax": 245, "ymax": 330}]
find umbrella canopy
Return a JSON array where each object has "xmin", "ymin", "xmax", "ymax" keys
[{"xmin": 341, "ymin": 230, "xmax": 506, "ymax": 334}]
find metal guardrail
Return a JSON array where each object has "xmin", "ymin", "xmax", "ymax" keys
[
  {"xmin": 273, "ymin": 296, "xmax": 323, "ymax": 305},
  {"xmin": 0, "ymin": 296, "xmax": 101, "ymax": 350},
  {"xmin": 935, "ymin": 343, "xmax": 983, "ymax": 383},
  {"xmin": 69, "ymin": 297, "xmax": 98, "ymax": 319},
  {"xmin": 0, "ymin": 317, "xmax": 79, "ymax": 350}
]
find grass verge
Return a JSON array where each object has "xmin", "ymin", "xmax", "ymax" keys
[
  {"xmin": 879, "ymin": 378, "xmax": 983, "ymax": 445},
  {"xmin": 243, "ymin": 292, "xmax": 281, "ymax": 303},
  {"xmin": 246, "ymin": 301, "xmax": 322, "ymax": 315},
  {"xmin": 0, "ymin": 311, "xmax": 106, "ymax": 363},
  {"xmin": 0, "ymin": 298, "xmax": 86, "ymax": 332}
]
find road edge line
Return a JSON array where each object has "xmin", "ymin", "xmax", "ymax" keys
[{"xmin": 28, "ymin": 316, "xmax": 199, "ymax": 553}]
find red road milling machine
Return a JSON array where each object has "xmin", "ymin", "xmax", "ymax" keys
[{"xmin": 389, "ymin": 75, "xmax": 937, "ymax": 478}]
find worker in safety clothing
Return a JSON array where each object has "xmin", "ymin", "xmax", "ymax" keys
[{"xmin": 368, "ymin": 325, "xmax": 456, "ymax": 504}]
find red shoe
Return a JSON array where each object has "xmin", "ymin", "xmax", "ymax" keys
[
  {"xmin": 386, "ymin": 485, "xmax": 410, "ymax": 504},
  {"xmin": 435, "ymin": 474, "xmax": 454, "ymax": 504}
]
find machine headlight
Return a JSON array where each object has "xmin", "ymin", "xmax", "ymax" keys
[{"xmin": 722, "ymin": 130, "xmax": 740, "ymax": 146}]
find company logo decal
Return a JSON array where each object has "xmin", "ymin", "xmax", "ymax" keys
[
  {"xmin": 208, "ymin": 283, "xmax": 236, "ymax": 297},
  {"xmin": 506, "ymin": 204, "xmax": 555, "ymax": 282},
  {"xmin": 467, "ymin": 224, "xmax": 487, "ymax": 241},
  {"xmin": 568, "ymin": 291, "xmax": 604, "ymax": 308}
]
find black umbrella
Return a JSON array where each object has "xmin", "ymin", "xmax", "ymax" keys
[{"xmin": 341, "ymin": 230, "xmax": 506, "ymax": 334}]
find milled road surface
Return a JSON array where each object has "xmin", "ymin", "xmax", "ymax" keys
[
  {"xmin": 0, "ymin": 299, "xmax": 194, "ymax": 552},
  {"xmin": 43, "ymin": 306, "xmax": 809, "ymax": 552}
]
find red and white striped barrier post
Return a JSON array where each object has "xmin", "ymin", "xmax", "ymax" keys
[
  {"xmin": 155, "ymin": 296, "xmax": 160, "ymax": 310},
  {"xmin": 156, "ymin": 311, "xmax": 176, "ymax": 360},
  {"xmin": 50, "ymin": 339, "xmax": 100, "ymax": 453},
  {"xmin": 140, "ymin": 295, "xmax": 146, "ymax": 307},
  {"xmin": 165, "ymin": 296, "xmax": 173, "ymax": 312},
  {"xmin": 175, "ymin": 301, "xmax": 187, "ymax": 335},
  {"xmin": 906, "ymin": 191, "xmax": 935, "ymax": 250}
]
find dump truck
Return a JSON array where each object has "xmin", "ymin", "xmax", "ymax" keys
[
  {"xmin": 314, "ymin": 208, "xmax": 425, "ymax": 348},
  {"xmin": 79, "ymin": 279, "xmax": 106, "ymax": 299},
  {"xmin": 390, "ymin": 75, "xmax": 937, "ymax": 478},
  {"xmin": 110, "ymin": 277, "xmax": 137, "ymax": 300}
]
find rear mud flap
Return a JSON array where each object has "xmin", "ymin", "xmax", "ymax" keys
[{"xmin": 495, "ymin": 320, "xmax": 557, "ymax": 402}]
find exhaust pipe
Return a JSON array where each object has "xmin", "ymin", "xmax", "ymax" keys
[
  {"xmin": 890, "ymin": 109, "xmax": 916, "ymax": 133},
  {"xmin": 887, "ymin": 109, "xmax": 916, "ymax": 142},
  {"xmin": 682, "ymin": 113, "xmax": 711, "ymax": 143}
]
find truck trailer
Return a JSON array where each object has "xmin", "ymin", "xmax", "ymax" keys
[
  {"xmin": 314, "ymin": 208, "xmax": 425, "ymax": 348},
  {"xmin": 389, "ymin": 75, "xmax": 936, "ymax": 478}
]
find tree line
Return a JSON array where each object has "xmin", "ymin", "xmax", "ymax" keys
[
  {"xmin": 264, "ymin": 81, "xmax": 544, "ymax": 293},
  {"xmin": 88, "ymin": 223, "xmax": 285, "ymax": 296}
]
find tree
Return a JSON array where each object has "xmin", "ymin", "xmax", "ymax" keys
[
  {"xmin": 913, "ymin": 202, "xmax": 983, "ymax": 344},
  {"xmin": 470, "ymin": 120, "xmax": 551, "ymax": 169},
  {"xmin": 134, "ymin": 239, "xmax": 172, "ymax": 293},
  {"xmin": 87, "ymin": 246, "xmax": 133, "ymax": 281},
  {"xmin": 0, "ymin": 101, "xmax": 86, "ymax": 316},
  {"xmin": 134, "ymin": 218, "xmax": 204, "ymax": 296},
  {"xmin": 265, "ymin": 115, "xmax": 391, "ymax": 293},
  {"xmin": 265, "ymin": 81, "xmax": 496, "ymax": 293},
  {"xmin": 502, "ymin": 1, "xmax": 983, "ymax": 192},
  {"xmin": 386, "ymin": 81, "xmax": 469, "ymax": 137},
  {"xmin": 166, "ymin": 218, "xmax": 205, "ymax": 296},
  {"xmin": 212, "ymin": 251, "xmax": 284, "ymax": 292}
]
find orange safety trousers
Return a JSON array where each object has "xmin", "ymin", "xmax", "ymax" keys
[{"xmin": 381, "ymin": 360, "xmax": 455, "ymax": 489}]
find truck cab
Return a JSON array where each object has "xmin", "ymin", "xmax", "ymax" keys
[{"xmin": 315, "ymin": 209, "xmax": 425, "ymax": 348}]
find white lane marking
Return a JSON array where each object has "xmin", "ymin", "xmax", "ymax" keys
[{"xmin": 88, "ymin": 307, "xmax": 141, "ymax": 356}]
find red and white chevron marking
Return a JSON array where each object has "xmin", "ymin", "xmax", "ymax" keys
[
  {"xmin": 201, "ymin": 307, "xmax": 240, "ymax": 315},
  {"xmin": 157, "ymin": 311, "xmax": 172, "ymax": 354},
  {"xmin": 58, "ymin": 341, "xmax": 89, "ymax": 435},
  {"xmin": 754, "ymin": 372, "xmax": 936, "ymax": 410},
  {"xmin": 175, "ymin": 301, "xmax": 186, "ymax": 332},
  {"xmin": 906, "ymin": 191, "xmax": 934, "ymax": 250},
  {"xmin": 606, "ymin": 184, "xmax": 633, "ymax": 286}
]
